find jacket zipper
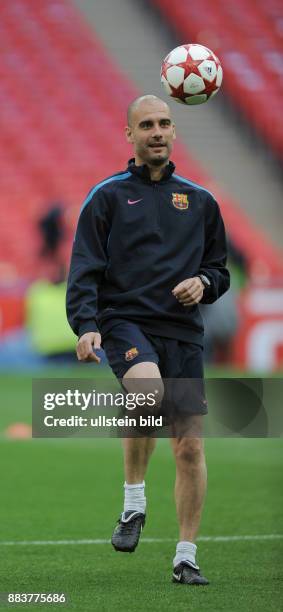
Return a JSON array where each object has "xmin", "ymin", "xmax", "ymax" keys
[{"xmin": 153, "ymin": 182, "xmax": 161, "ymax": 230}]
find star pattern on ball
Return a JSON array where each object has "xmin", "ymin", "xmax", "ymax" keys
[{"xmin": 161, "ymin": 44, "xmax": 223, "ymax": 105}]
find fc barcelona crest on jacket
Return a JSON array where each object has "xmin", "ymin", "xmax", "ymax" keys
[{"xmin": 172, "ymin": 193, "xmax": 189, "ymax": 210}]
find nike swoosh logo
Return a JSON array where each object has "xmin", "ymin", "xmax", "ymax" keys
[
  {"xmin": 185, "ymin": 561, "xmax": 199, "ymax": 570},
  {"xmin": 127, "ymin": 199, "xmax": 143, "ymax": 205},
  {"xmin": 121, "ymin": 511, "xmax": 141, "ymax": 523},
  {"xmin": 173, "ymin": 572, "xmax": 182, "ymax": 582}
]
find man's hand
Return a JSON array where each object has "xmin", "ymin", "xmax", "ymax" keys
[
  {"xmin": 172, "ymin": 277, "xmax": 204, "ymax": 306},
  {"xmin": 76, "ymin": 332, "xmax": 101, "ymax": 363}
]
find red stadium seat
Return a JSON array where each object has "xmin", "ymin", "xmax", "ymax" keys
[{"xmin": 0, "ymin": 0, "xmax": 282, "ymax": 283}]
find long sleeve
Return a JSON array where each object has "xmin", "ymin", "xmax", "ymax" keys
[
  {"xmin": 66, "ymin": 190, "xmax": 111, "ymax": 337},
  {"xmin": 199, "ymin": 195, "xmax": 230, "ymax": 304}
]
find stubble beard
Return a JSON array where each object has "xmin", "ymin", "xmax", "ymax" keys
[
  {"xmin": 145, "ymin": 146, "xmax": 170, "ymax": 167},
  {"xmin": 150, "ymin": 155, "xmax": 168, "ymax": 167}
]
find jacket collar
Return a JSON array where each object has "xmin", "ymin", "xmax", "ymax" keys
[{"xmin": 127, "ymin": 158, "xmax": 176, "ymax": 183}]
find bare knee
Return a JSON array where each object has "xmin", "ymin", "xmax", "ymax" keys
[{"xmin": 174, "ymin": 437, "xmax": 204, "ymax": 466}]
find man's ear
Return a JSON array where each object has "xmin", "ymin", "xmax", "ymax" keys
[
  {"xmin": 125, "ymin": 126, "xmax": 134, "ymax": 144},
  {"xmin": 172, "ymin": 123, "xmax": 176, "ymax": 140}
]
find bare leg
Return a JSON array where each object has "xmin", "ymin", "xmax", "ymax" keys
[
  {"xmin": 171, "ymin": 416, "xmax": 207, "ymax": 542},
  {"xmin": 111, "ymin": 362, "xmax": 163, "ymax": 552},
  {"xmin": 122, "ymin": 361, "xmax": 163, "ymax": 482},
  {"xmin": 123, "ymin": 437, "xmax": 156, "ymax": 483}
]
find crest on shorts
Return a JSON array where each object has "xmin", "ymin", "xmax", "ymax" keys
[
  {"xmin": 172, "ymin": 193, "xmax": 189, "ymax": 210},
  {"xmin": 125, "ymin": 347, "xmax": 139, "ymax": 361}
]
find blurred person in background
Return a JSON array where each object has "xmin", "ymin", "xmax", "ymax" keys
[
  {"xmin": 26, "ymin": 205, "xmax": 77, "ymax": 361},
  {"xmin": 38, "ymin": 204, "xmax": 66, "ymax": 282}
]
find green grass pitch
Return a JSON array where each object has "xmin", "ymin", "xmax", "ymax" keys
[{"xmin": 0, "ymin": 367, "xmax": 282, "ymax": 611}]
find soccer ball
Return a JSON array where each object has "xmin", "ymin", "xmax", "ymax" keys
[{"xmin": 160, "ymin": 43, "xmax": 223, "ymax": 105}]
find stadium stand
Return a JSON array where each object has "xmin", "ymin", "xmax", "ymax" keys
[
  {"xmin": 0, "ymin": 0, "xmax": 282, "ymax": 288},
  {"xmin": 150, "ymin": 0, "xmax": 283, "ymax": 161},
  {"xmin": 0, "ymin": 0, "xmax": 134, "ymax": 280}
]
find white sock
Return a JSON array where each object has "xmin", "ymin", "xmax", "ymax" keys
[
  {"xmin": 173, "ymin": 541, "xmax": 198, "ymax": 568},
  {"xmin": 123, "ymin": 481, "xmax": 146, "ymax": 514}
]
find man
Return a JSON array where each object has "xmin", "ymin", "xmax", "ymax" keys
[{"xmin": 66, "ymin": 95, "xmax": 230, "ymax": 586}]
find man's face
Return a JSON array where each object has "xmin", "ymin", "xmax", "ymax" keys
[{"xmin": 125, "ymin": 101, "xmax": 176, "ymax": 167}]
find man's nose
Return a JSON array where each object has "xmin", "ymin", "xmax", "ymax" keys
[{"xmin": 152, "ymin": 124, "xmax": 163, "ymax": 138}]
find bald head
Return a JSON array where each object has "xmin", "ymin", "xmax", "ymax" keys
[{"xmin": 127, "ymin": 95, "xmax": 171, "ymax": 127}]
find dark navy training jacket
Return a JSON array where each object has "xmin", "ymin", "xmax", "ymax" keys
[{"xmin": 66, "ymin": 159, "xmax": 230, "ymax": 344}]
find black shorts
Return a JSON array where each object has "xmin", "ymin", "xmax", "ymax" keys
[{"xmin": 101, "ymin": 319, "xmax": 207, "ymax": 418}]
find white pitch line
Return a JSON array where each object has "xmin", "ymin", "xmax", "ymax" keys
[{"xmin": 0, "ymin": 535, "xmax": 282, "ymax": 546}]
